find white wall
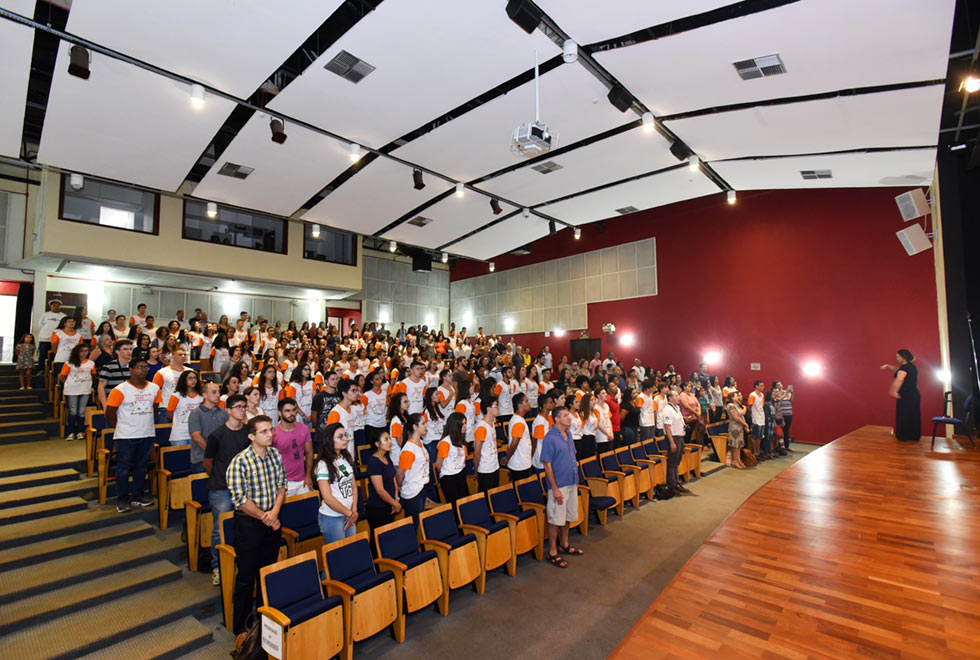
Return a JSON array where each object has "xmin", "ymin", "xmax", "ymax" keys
[{"xmin": 361, "ymin": 254, "xmax": 450, "ymax": 330}]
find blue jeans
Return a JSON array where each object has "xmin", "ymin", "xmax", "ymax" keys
[
  {"xmin": 209, "ymin": 489, "xmax": 233, "ymax": 569},
  {"xmin": 400, "ymin": 490, "xmax": 427, "ymax": 528},
  {"xmin": 318, "ymin": 512, "xmax": 355, "ymax": 545},
  {"xmin": 65, "ymin": 393, "xmax": 90, "ymax": 436},
  {"xmin": 424, "ymin": 442, "xmax": 439, "ymax": 501},
  {"xmin": 115, "ymin": 436, "xmax": 155, "ymax": 503}
]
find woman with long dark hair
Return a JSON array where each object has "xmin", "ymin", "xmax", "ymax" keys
[
  {"xmin": 435, "ymin": 411, "xmax": 468, "ymax": 503},
  {"xmin": 365, "ymin": 431, "xmax": 401, "ymax": 530},
  {"xmin": 59, "ymin": 342, "xmax": 95, "ymax": 440},
  {"xmin": 316, "ymin": 422, "xmax": 358, "ymax": 544},
  {"xmin": 881, "ymin": 349, "xmax": 921, "ymax": 442},
  {"xmin": 395, "ymin": 412, "xmax": 430, "ymax": 523}
]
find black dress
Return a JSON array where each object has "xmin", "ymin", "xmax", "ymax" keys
[{"xmin": 894, "ymin": 363, "xmax": 921, "ymax": 441}]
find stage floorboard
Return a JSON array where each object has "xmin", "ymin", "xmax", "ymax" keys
[{"xmin": 610, "ymin": 425, "xmax": 980, "ymax": 660}]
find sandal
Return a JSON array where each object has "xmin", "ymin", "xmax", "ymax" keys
[
  {"xmin": 546, "ymin": 553, "xmax": 568, "ymax": 568},
  {"xmin": 557, "ymin": 544, "xmax": 584, "ymax": 556}
]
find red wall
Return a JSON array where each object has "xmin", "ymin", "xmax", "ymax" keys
[
  {"xmin": 452, "ymin": 188, "xmax": 942, "ymax": 444},
  {"xmin": 327, "ymin": 307, "xmax": 362, "ymax": 332}
]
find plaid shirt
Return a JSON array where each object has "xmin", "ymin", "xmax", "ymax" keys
[{"xmin": 226, "ymin": 445, "xmax": 287, "ymax": 511}]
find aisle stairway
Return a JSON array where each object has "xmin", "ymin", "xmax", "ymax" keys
[{"xmin": 0, "ymin": 365, "xmax": 233, "ymax": 659}]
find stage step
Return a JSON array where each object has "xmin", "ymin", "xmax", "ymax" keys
[
  {"xmin": 0, "ymin": 575, "xmax": 217, "ymax": 660},
  {"xmin": 0, "ymin": 467, "xmax": 79, "ymax": 492},
  {"xmin": 0, "ymin": 417, "xmax": 60, "ymax": 437},
  {"xmin": 177, "ymin": 638, "xmax": 236, "ymax": 660},
  {"xmin": 0, "ymin": 428, "xmax": 49, "ymax": 445},
  {"xmin": 76, "ymin": 616, "xmax": 214, "ymax": 660},
  {"xmin": 0, "ymin": 560, "xmax": 182, "ymax": 636},
  {"xmin": 0, "ymin": 410, "xmax": 43, "ymax": 424},
  {"xmin": 0, "ymin": 518, "xmax": 153, "ymax": 571},
  {"xmin": 0, "ymin": 507, "xmax": 141, "ymax": 552},
  {"xmin": 0, "ymin": 437, "xmax": 87, "ymax": 477},
  {"xmin": 0, "ymin": 477, "xmax": 97, "ymax": 509},
  {"xmin": 0, "ymin": 531, "xmax": 183, "ymax": 601},
  {"xmin": 0, "ymin": 496, "xmax": 88, "ymax": 525}
]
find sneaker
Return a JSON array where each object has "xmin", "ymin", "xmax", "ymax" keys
[
  {"xmin": 212, "ymin": 569, "xmax": 221, "ymax": 586},
  {"xmin": 133, "ymin": 494, "xmax": 155, "ymax": 507},
  {"xmin": 116, "ymin": 501, "xmax": 132, "ymax": 513}
]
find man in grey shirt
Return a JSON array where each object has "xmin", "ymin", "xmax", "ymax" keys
[{"xmin": 188, "ymin": 382, "xmax": 227, "ymax": 473}]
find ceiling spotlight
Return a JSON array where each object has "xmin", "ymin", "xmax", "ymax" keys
[
  {"xmin": 206, "ymin": 201, "xmax": 218, "ymax": 218},
  {"xmin": 573, "ymin": 227, "xmax": 581, "ymax": 240},
  {"xmin": 455, "ymin": 182, "xmax": 465, "ymax": 198},
  {"xmin": 311, "ymin": 223, "xmax": 320, "ymax": 238},
  {"xmin": 522, "ymin": 207, "xmax": 530, "ymax": 218},
  {"xmin": 506, "ymin": 0, "xmax": 542, "ymax": 33},
  {"xmin": 441, "ymin": 252, "xmax": 449, "ymax": 264},
  {"xmin": 727, "ymin": 190, "xmax": 737, "ymax": 204},
  {"xmin": 270, "ymin": 118, "xmax": 287, "ymax": 144},
  {"xmin": 349, "ymin": 143, "xmax": 361, "ymax": 162},
  {"xmin": 69, "ymin": 173, "xmax": 84, "ymax": 190},
  {"xmin": 562, "ymin": 40, "xmax": 578, "ymax": 63},
  {"xmin": 688, "ymin": 154, "xmax": 700, "ymax": 172},
  {"xmin": 412, "ymin": 168, "xmax": 425, "ymax": 190},
  {"xmin": 548, "ymin": 219, "xmax": 556, "ymax": 235},
  {"xmin": 607, "ymin": 83, "xmax": 634, "ymax": 113},
  {"xmin": 489, "ymin": 261, "xmax": 495, "ymax": 272},
  {"xmin": 68, "ymin": 45, "xmax": 90, "ymax": 79},
  {"xmin": 189, "ymin": 84, "xmax": 205, "ymax": 109},
  {"xmin": 964, "ymin": 75, "xmax": 980, "ymax": 93},
  {"xmin": 641, "ymin": 111, "xmax": 654, "ymax": 133},
  {"xmin": 490, "ymin": 198, "xmax": 502, "ymax": 215},
  {"xmin": 388, "ymin": 240, "xmax": 397, "ymax": 253}
]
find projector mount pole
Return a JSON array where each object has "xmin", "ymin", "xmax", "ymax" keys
[{"xmin": 534, "ymin": 49, "xmax": 540, "ymax": 123}]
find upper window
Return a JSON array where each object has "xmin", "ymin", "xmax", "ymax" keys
[
  {"xmin": 183, "ymin": 200, "xmax": 287, "ymax": 254},
  {"xmin": 59, "ymin": 174, "xmax": 159, "ymax": 234},
  {"xmin": 304, "ymin": 224, "xmax": 357, "ymax": 266}
]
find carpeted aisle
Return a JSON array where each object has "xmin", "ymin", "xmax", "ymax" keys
[{"xmin": 357, "ymin": 444, "xmax": 817, "ymax": 660}]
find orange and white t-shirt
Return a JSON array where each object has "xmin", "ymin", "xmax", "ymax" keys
[
  {"xmin": 392, "ymin": 377, "xmax": 426, "ymax": 414},
  {"xmin": 361, "ymin": 387, "xmax": 388, "ymax": 428},
  {"xmin": 326, "ymin": 404, "xmax": 355, "ymax": 445},
  {"xmin": 493, "ymin": 379, "xmax": 516, "ymax": 416},
  {"xmin": 106, "ymin": 381, "xmax": 162, "ymax": 439},
  {"xmin": 436, "ymin": 384, "xmax": 455, "ymax": 419},
  {"xmin": 397, "ymin": 441, "xmax": 429, "ymax": 499},
  {"xmin": 167, "ymin": 392, "xmax": 201, "ymax": 444},
  {"xmin": 635, "ymin": 392, "xmax": 656, "ymax": 427},
  {"xmin": 388, "ymin": 415, "xmax": 404, "ymax": 467},
  {"xmin": 473, "ymin": 420, "xmax": 499, "ymax": 474},
  {"xmin": 531, "ymin": 414, "xmax": 551, "ymax": 470},
  {"xmin": 653, "ymin": 395, "xmax": 668, "ymax": 429},
  {"xmin": 60, "ymin": 360, "xmax": 96, "ymax": 396},
  {"xmin": 747, "ymin": 391, "xmax": 765, "ymax": 426},
  {"xmin": 52, "ymin": 329, "xmax": 82, "ymax": 363},
  {"xmin": 454, "ymin": 398, "xmax": 481, "ymax": 444},
  {"xmin": 153, "ymin": 366, "xmax": 187, "ymax": 410},
  {"xmin": 130, "ymin": 314, "xmax": 147, "ymax": 329},
  {"xmin": 507, "ymin": 414, "xmax": 532, "ymax": 471},
  {"xmin": 437, "ymin": 436, "xmax": 466, "ymax": 477},
  {"xmin": 284, "ymin": 381, "xmax": 314, "ymax": 419}
]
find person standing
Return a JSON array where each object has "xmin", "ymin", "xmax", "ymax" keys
[
  {"xmin": 315, "ymin": 422, "xmax": 358, "ymax": 544},
  {"xmin": 36, "ymin": 300, "xmax": 66, "ymax": 372},
  {"xmin": 272, "ymin": 398, "xmax": 314, "ymax": 496},
  {"xmin": 660, "ymin": 391, "xmax": 691, "ymax": 495},
  {"xmin": 152, "ymin": 348, "xmax": 188, "ymax": 423},
  {"xmin": 105, "ymin": 359, "xmax": 161, "ymax": 512},
  {"xmin": 15, "ymin": 333, "xmax": 36, "ymax": 389},
  {"xmin": 365, "ymin": 431, "xmax": 401, "ymax": 530},
  {"xmin": 226, "ymin": 415, "xmax": 287, "ymax": 634},
  {"xmin": 725, "ymin": 392, "xmax": 749, "ymax": 469},
  {"xmin": 395, "ymin": 413, "xmax": 430, "ymax": 523},
  {"xmin": 58, "ymin": 343, "xmax": 96, "ymax": 440},
  {"xmin": 473, "ymin": 395, "xmax": 501, "ymax": 492},
  {"xmin": 97, "ymin": 339, "xmax": 132, "ymax": 409},
  {"xmin": 188, "ymin": 382, "xmax": 226, "ymax": 474},
  {"xmin": 435, "ymin": 413, "xmax": 468, "ymax": 503},
  {"xmin": 747, "ymin": 381, "xmax": 766, "ymax": 459},
  {"xmin": 505, "ymin": 393, "xmax": 534, "ymax": 482},
  {"xmin": 881, "ymin": 349, "xmax": 921, "ymax": 442},
  {"xmin": 540, "ymin": 406, "xmax": 584, "ymax": 567}
]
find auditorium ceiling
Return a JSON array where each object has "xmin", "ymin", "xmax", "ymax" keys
[{"xmin": 0, "ymin": 0, "xmax": 958, "ymax": 261}]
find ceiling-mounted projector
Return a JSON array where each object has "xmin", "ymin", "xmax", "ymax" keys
[
  {"xmin": 511, "ymin": 49, "xmax": 556, "ymax": 158},
  {"xmin": 512, "ymin": 121, "xmax": 552, "ymax": 156}
]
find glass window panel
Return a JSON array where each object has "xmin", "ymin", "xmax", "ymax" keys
[{"xmin": 60, "ymin": 174, "xmax": 157, "ymax": 234}]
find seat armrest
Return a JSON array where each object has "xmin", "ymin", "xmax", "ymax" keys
[
  {"xmin": 490, "ymin": 512, "xmax": 518, "ymax": 523},
  {"xmin": 159, "ymin": 469, "xmax": 173, "ymax": 478},
  {"xmin": 185, "ymin": 500, "xmax": 201, "ymax": 512},
  {"xmin": 280, "ymin": 527, "xmax": 299, "ymax": 541},
  {"xmin": 217, "ymin": 543, "xmax": 236, "ymax": 560},
  {"xmin": 322, "ymin": 579, "xmax": 355, "ymax": 599},
  {"xmin": 256, "ymin": 606, "xmax": 291, "ymax": 627},
  {"xmin": 519, "ymin": 502, "xmax": 545, "ymax": 512},
  {"xmin": 459, "ymin": 523, "xmax": 489, "ymax": 536},
  {"xmin": 602, "ymin": 470, "xmax": 626, "ymax": 478},
  {"xmin": 375, "ymin": 557, "xmax": 408, "ymax": 573},
  {"xmin": 420, "ymin": 539, "xmax": 452, "ymax": 552}
]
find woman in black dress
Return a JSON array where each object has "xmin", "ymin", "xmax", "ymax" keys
[{"xmin": 881, "ymin": 349, "xmax": 920, "ymax": 441}]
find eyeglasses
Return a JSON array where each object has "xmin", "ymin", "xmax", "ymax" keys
[{"xmin": 230, "ymin": 405, "xmax": 246, "ymax": 410}]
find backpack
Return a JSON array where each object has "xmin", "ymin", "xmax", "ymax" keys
[{"xmin": 231, "ymin": 612, "xmax": 267, "ymax": 660}]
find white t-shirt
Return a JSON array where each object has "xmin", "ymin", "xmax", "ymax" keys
[
  {"xmin": 60, "ymin": 360, "xmax": 96, "ymax": 396},
  {"xmin": 397, "ymin": 441, "xmax": 429, "ymax": 499},
  {"xmin": 494, "ymin": 379, "xmax": 516, "ymax": 416},
  {"xmin": 153, "ymin": 366, "xmax": 187, "ymax": 410},
  {"xmin": 285, "ymin": 381, "xmax": 314, "ymax": 419},
  {"xmin": 327, "ymin": 404, "xmax": 355, "ymax": 445},
  {"xmin": 660, "ymin": 404, "xmax": 686, "ymax": 438},
  {"xmin": 258, "ymin": 385, "xmax": 280, "ymax": 426},
  {"xmin": 594, "ymin": 403, "xmax": 612, "ymax": 445},
  {"xmin": 437, "ymin": 437, "xmax": 466, "ymax": 477},
  {"xmin": 474, "ymin": 419, "xmax": 499, "ymax": 474},
  {"xmin": 316, "ymin": 457, "xmax": 355, "ymax": 517},
  {"xmin": 454, "ymin": 399, "xmax": 480, "ymax": 444},
  {"xmin": 748, "ymin": 391, "xmax": 766, "ymax": 426},
  {"xmin": 39, "ymin": 310, "xmax": 66, "ymax": 338},
  {"xmin": 436, "ymin": 385, "xmax": 455, "ymax": 419},
  {"xmin": 636, "ymin": 392, "xmax": 656, "ymax": 427},
  {"xmin": 397, "ymin": 377, "xmax": 427, "ymax": 415},
  {"xmin": 524, "ymin": 378, "xmax": 539, "ymax": 408},
  {"xmin": 167, "ymin": 392, "xmax": 202, "ymax": 444},
  {"xmin": 507, "ymin": 414, "xmax": 532, "ymax": 472},
  {"xmin": 106, "ymin": 381, "xmax": 161, "ymax": 439},
  {"xmin": 52, "ymin": 329, "xmax": 82, "ymax": 363},
  {"xmin": 531, "ymin": 414, "xmax": 550, "ymax": 470},
  {"xmin": 361, "ymin": 388, "xmax": 388, "ymax": 428},
  {"xmin": 423, "ymin": 409, "xmax": 445, "ymax": 446},
  {"xmin": 654, "ymin": 395, "xmax": 669, "ymax": 430}
]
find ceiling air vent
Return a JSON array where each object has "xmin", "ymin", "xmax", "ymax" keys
[
  {"xmin": 733, "ymin": 54, "xmax": 786, "ymax": 80},
  {"xmin": 531, "ymin": 161, "xmax": 563, "ymax": 174},
  {"xmin": 615, "ymin": 206, "xmax": 639, "ymax": 215},
  {"xmin": 217, "ymin": 162, "xmax": 254, "ymax": 179},
  {"xmin": 407, "ymin": 215, "xmax": 433, "ymax": 227},
  {"xmin": 510, "ymin": 246, "xmax": 532, "ymax": 256},
  {"xmin": 324, "ymin": 50, "xmax": 376, "ymax": 83},
  {"xmin": 800, "ymin": 169, "xmax": 833, "ymax": 180}
]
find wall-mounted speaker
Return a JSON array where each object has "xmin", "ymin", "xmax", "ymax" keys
[
  {"xmin": 894, "ymin": 188, "xmax": 929, "ymax": 222},
  {"xmin": 412, "ymin": 252, "xmax": 432, "ymax": 273},
  {"xmin": 896, "ymin": 224, "xmax": 932, "ymax": 256}
]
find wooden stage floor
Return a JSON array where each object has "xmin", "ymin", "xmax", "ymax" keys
[{"xmin": 610, "ymin": 425, "xmax": 980, "ymax": 660}]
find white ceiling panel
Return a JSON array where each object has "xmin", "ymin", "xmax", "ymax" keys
[
  {"xmin": 269, "ymin": 0, "xmax": 557, "ymax": 149},
  {"xmin": 475, "ymin": 126, "xmax": 677, "ymax": 207},
  {"xmin": 538, "ymin": 167, "xmax": 719, "ymax": 226},
  {"xmin": 445, "ymin": 214, "xmax": 552, "ymax": 262},
  {"xmin": 595, "ymin": 0, "xmax": 956, "ymax": 117},
  {"xmin": 712, "ymin": 149, "xmax": 936, "ymax": 190},
  {"xmin": 37, "ymin": 42, "xmax": 238, "ymax": 190},
  {"xmin": 193, "ymin": 113, "xmax": 353, "ymax": 218},
  {"xmin": 0, "ymin": 0, "xmax": 34, "ymax": 157},
  {"xmin": 666, "ymin": 86, "xmax": 944, "ymax": 162},
  {"xmin": 64, "ymin": 0, "xmax": 344, "ymax": 97},
  {"xmin": 382, "ymin": 191, "xmax": 517, "ymax": 249},
  {"xmin": 302, "ymin": 158, "xmax": 452, "ymax": 235},
  {"xmin": 394, "ymin": 63, "xmax": 630, "ymax": 182},
  {"xmin": 535, "ymin": 0, "xmax": 735, "ymax": 45}
]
